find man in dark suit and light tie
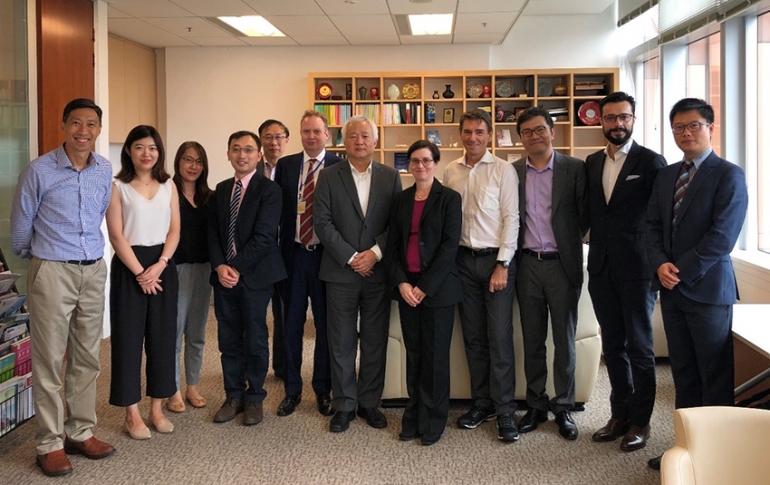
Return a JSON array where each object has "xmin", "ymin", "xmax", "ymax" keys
[
  {"xmin": 513, "ymin": 107, "xmax": 589, "ymax": 441},
  {"xmin": 257, "ymin": 119, "xmax": 290, "ymax": 380},
  {"xmin": 274, "ymin": 111, "xmax": 343, "ymax": 417},
  {"xmin": 646, "ymin": 98, "xmax": 748, "ymax": 470},
  {"xmin": 209, "ymin": 130, "xmax": 286, "ymax": 426},
  {"xmin": 314, "ymin": 115, "xmax": 402, "ymax": 433},
  {"xmin": 585, "ymin": 92, "xmax": 666, "ymax": 452}
]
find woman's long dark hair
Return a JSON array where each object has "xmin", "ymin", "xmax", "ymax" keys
[
  {"xmin": 116, "ymin": 125, "xmax": 170, "ymax": 183},
  {"xmin": 172, "ymin": 141, "xmax": 213, "ymax": 206}
]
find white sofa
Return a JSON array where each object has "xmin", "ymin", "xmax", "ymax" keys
[{"xmin": 382, "ymin": 265, "xmax": 603, "ymax": 405}]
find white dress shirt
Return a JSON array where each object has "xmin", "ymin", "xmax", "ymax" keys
[
  {"xmin": 443, "ymin": 150, "xmax": 520, "ymax": 262},
  {"xmin": 602, "ymin": 139, "xmax": 633, "ymax": 203},
  {"xmin": 347, "ymin": 160, "xmax": 382, "ymax": 262}
]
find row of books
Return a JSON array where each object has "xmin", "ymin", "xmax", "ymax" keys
[
  {"xmin": 313, "ymin": 104, "xmax": 352, "ymax": 126},
  {"xmin": 0, "ymin": 271, "xmax": 33, "ymax": 437},
  {"xmin": 382, "ymin": 102, "xmax": 422, "ymax": 125},
  {"xmin": 355, "ymin": 104, "xmax": 380, "ymax": 124}
]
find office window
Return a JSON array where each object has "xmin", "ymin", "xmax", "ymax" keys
[
  {"xmin": 759, "ymin": 12, "xmax": 770, "ymax": 254},
  {"xmin": 686, "ymin": 33, "xmax": 721, "ymax": 156},
  {"xmin": 642, "ymin": 56, "xmax": 662, "ymax": 154}
]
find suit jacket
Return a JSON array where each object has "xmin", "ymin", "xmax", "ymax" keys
[
  {"xmin": 585, "ymin": 141, "xmax": 667, "ymax": 280},
  {"xmin": 314, "ymin": 160, "xmax": 403, "ymax": 284},
  {"xmin": 274, "ymin": 151, "xmax": 343, "ymax": 270},
  {"xmin": 645, "ymin": 150, "xmax": 748, "ymax": 305},
  {"xmin": 513, "ymin": 151, "xmax": 589, "ymax": 287},
  {"xmin": 385, "ymin": 179, "xmax": 462, "ymax": 308},
  {"xmin": 208, "ymin": 171, "xmax": 286, "ymax": 290}
]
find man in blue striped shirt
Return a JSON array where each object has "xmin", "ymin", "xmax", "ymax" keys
[{"xmin": 11, "ymin": 98, "xmax": 115, "ymax": 477}]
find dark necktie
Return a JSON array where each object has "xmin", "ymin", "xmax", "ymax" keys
[
  {"xmin": 227, "ymin": 179, "xmax": 242, "ymax": 262},
  {"xmin": 299, "ymin": 159, "xmax": 317, "ymax": 245},
  {"xmin": 672, "ymin": 160, "xmax": 694, "ymax": 224}
]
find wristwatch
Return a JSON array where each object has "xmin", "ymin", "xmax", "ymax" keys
[{"xmin": 496, "ymin": 260, "xmax": 510, "ymax": 268}]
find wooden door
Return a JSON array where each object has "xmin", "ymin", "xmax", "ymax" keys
[{"xmin": 36, "ymin": 0, "xmax": 94, "ymax": 154}]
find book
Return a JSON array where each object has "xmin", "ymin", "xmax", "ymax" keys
[
  {"xmin": 426, "ymin": 130, "xmax": 441, "ymax": 147},
  {"xmin": 0, "ymin": 294, "xmax": 26, "ymax": 319},
  {"xmin": 393, "ymin": 153, "xmax": 409, "ymax": 173},
  {"xmin": 0, "ymin": 272, "xmax": 20, "ymax": 295},
  {"xmin": 496, "ymin": 129, "xmax": 513, "ymax": 147}
]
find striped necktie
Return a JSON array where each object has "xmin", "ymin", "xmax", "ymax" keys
[
  {"xmin": 226, "ymin": 179, "xmax": 242, "ymax": 262},
  {"xmin": 299, "ymin": 159, "xmax": 317, "ymax": 245},
  {"xmin": 672, "ymin": 160, "xmax": 693, "ymax": 224}
]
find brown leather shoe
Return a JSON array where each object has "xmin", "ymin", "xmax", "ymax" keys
[
  {"xmin": 64, "ymin": 436, "xmax": 116, "ymax": 460},
  {"xmin": 620, "ymin": 424, "xmax": 650, "ymax": 452},
  {"xmin": 592, "ymin": 418, "xmax": 630, "ymax": 442},
  {"xmin": 242, "ymin": 401, "xmax": 264, "ymax": 426},
  {"xmin": 213, "ymin": 397, "xmax": 244, "ymax": 423},
  {"xmin": 36, "ymin": 449, "xmax": 73, "ymax": 477}
]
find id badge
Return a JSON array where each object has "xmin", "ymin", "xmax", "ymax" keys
[{"xmin": 297, "ymin": 199, "xmax": 306, "ymax": 214}]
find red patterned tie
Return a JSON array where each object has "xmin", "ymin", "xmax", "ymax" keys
[{"xmin": 299, "ymin": 159, "xmax": 317, "ymax": 245}]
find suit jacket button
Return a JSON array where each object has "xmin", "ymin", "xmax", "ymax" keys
[
  {"xmin": 423, "ymin": 262, "xmax": 428, "ymax": 267},
  {"xmin": 419, "ymin": 241, "xmax": 425, "ymax": 246}
]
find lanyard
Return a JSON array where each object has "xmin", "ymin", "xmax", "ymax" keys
[{"xmin": 298, "ymin": 158, "xmax": 324, "ymax": 197}]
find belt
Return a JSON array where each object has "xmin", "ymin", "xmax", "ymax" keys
[
  {"xmin": 459, "ymin": 246, "xmax": 498, "ymax": 257},
  {"xmin": 63, "ymin": 258, "xmax": 101, "ymax": 266},
  {"xmin": 295, "ymin": 242, "xmax": 320, "ymax": 252},
  {"xmin": 521, "ymin": 249, "xmax": 560, "ymax": 261}
]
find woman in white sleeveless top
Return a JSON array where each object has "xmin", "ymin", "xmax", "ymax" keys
[{"xmin": 105, "ymin": 125, "xmax": 180, "ymax": 440}]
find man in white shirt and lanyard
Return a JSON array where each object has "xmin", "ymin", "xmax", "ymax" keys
[
  {"xmin": 314, "ymin": 115, "xmax": 402, "ymax": 433},
  {"xmin": 443, "ymin": 108, "xmax": 520, "ymax": 442},
  {"xmin": 274, "ymin": 111, "xmax": 343, "ymax": 417},
  {"xmin": 258, "ymin": 119, "xmax": 290, "ymax": 381}
]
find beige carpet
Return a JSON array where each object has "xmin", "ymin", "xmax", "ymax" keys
[{"xmin": 0, "ymin": 306, "xmax": 674, "ymax": 485}]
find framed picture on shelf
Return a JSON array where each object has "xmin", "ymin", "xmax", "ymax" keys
[{"xmin": 443, "ymin": 108, "xmax": 454, "ymax": 124}]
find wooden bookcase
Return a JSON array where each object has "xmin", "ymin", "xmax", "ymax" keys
[{"xmin": 309, "ymin": 69, "xmax": 619, "ymax": 180}]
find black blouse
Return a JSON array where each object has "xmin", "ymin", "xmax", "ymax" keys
[{"xmin": 173, "ymin": 190, "xmax": 211, "ymax": 264}]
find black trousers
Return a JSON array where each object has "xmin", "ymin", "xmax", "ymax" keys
[
  {"xmin": 110, "ymin": 245, "xmax": 178, "ymax": 406},
  {"xmin": 398, "ymin": 276, "xmax": 454, "ymax": 440}
]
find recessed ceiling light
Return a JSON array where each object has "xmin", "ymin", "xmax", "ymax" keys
[
  {"xmin": 218, "ymin": 16, "xmax": 285, "ymax": 37},
  {"xmin": 408, "ymin": 13, "xmax": 453, "ymax": 36}
]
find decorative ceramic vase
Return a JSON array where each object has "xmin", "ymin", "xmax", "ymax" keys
[
  {"xmin": 482, "ymin": 84, "xmax": 491, "ymax": 98},
  {"xmin": 432, "ymin": 90, "xmax": 440, "ymax": 99},
  {"xmin": 370, "ymin": 87, "xmax": 379, "ymax": 100},
  {"xmin": 554, "ymin": 77, "xmax": 568, "ymax": 96},
  {"xmin": 358, "ymin": 86, "xmax": 367, "ymax": 100},
  {"xmin": 387, "ymin": 84, "xmax": 400, "ymax": 100},
  {"xmin": 442, "ymin": 84, "xmax": 454, "ymax": 99}
]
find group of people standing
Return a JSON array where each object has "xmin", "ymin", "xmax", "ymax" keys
[{"xmin": 10, "ymin": 90, "xmax": 747, "ymax": 477}]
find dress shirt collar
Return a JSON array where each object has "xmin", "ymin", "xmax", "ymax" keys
[
  {"xmin": 304, "ymin": 149, "xmax": 326, "ymax": 164},
  {"xmin": 234, "ymin": 168, "xmax": 257, "ymax": 190},
  {"xmin": 525, "ymin": 151, "xmax": 555, "ymax": 173},
  {"xmin": 459, "ymin": 149, "xmax": 495, "ymax": 168},
  {"xmin": 56, "ymin": 144, "xmax": 99, "ymax": 171},
  {"xmin": 349, "ymin": 160, "xmax": 373, "ymax": 175},
  {"xmin": 604, "ymin": 138, "xmax": 633, "ymax": 160},
  {"xmin": 687, "ymin": 147, "xmax": 712, "ymax": 169}
]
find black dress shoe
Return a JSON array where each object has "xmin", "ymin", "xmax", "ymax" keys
[
  {"xmin": 357, "ymin": 407, "xmax": 387, "ymax": 429},
  {"xmin": 398, "ymin": 429, "xmax": 420, "ymax": 441},
  {"xmin": 316, "ymin": 394, "xmax": 334, "ymax": 417},
  {"xmin": 497, "ymin": 413, "xmax": 519, "ymax": 442},
  {"xmin": 456, "ymin": 406, "xmax": 495, "ymax": 429},
  {"xmin": 421, "ymin": 433, "xmax": 442, "ymax": 446},
  {"xmin": 330, "ymin": 411, "xmax": 356, "ymax": 433},
  {"xmin": 555, "ymin": 410, "xmax": 578, "ymax": 440},
  {"xmin": 648, "ymin": 454, "xmax": 662, "ymax": 470},
  {"xmin": 277, "ymin": 395, "xmax": 301, "ymax": 416},
  {"xmin": 518, "ymin": 408, "xmax": 548, "ymax": 433},
  {"xmin": 592, "ymin": 418, "xmax": 630, "ymax": 442},
  {"xmin": 620, "ymin": 424, "xmax": 650, "ymax": 452}
]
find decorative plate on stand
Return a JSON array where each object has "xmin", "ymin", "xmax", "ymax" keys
[
  {"xmin": 495, "ymin": 79, "xmax": 514, "ymax": 98},
  {"xmin": 467, "ymin": 81, "xmax": 483, "ymax": 98},
  {"xmin": 578, "ymin": 101, "xmax": 601, "ymax": 125},
  {"xmin": 316, "ymin": 82, "xmax": 333, "ymax": 100},
  {"xmin": 402, "ymin": 83, "xmax": 420, "ymax": 99}
]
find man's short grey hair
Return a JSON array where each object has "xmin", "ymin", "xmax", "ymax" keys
[{"xmin": 341, "ymin": 115, "xmax": 379, "ymax": 144}]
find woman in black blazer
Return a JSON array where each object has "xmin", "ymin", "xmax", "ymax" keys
[{"xmin": 386, "ymin": 140, "xmax": 462, "ymax": 446}]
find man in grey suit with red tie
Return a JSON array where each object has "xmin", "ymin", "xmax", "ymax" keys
[
  {"xmin": 314, "ymin": 115, "xmax": 402, "ymax": 433},
  {"xmin": 274, "ymin": 110, "xmax": 342, "ymax": 417},
  {"xmin": 585, "ymin": 92, "xmax": 666, "ymax": 453},
  {"xmin": 646, "ymin": 98, "xmax": 748, "ymax": 470}
]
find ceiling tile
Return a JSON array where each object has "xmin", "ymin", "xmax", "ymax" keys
[
  {"xmin": 315, "ymin": 0, "xmax": 390, "ymax": 16},
  {"xmin": 457, "ymin": 0, "xmax": 526, "ymax": 13},
  {"xmin": 452, "ymin": 32, "xmax": 504, "ymax": 44},
  {"xmin": 103, "ymin": 0, "xmax": 192, "ymax": 18},
  {"xmin": 143, "ymin": 17, "xmax": 232, "ymax": 38},
  {"xmin": 399, "ymin": 34, "xmax": 452, "ymax": 45},
  {"xmin": 329, "ymin": 15, "xmax": 396, "ymax": 36},
  {"xmin": 108, "ymin": 6, "xmax": 132, "ymax": 19},
  {"xmin": 343, "ymin": 35, "xmax": 401, "ymax": 45},
  {"xmin": 522, "ymin": 0, "xmax": 615, "ymax": 16},
  {"xmin": 186, "ymin": 37, "xmax": 250, "ymax": 46},
  {"xmin": 454, "ymin": 12, "xmax": 515, "ymax": 34},
  {"xmin": 167, "ymin": 0, "xmax": 258, "ymax": 17},
  {"xmin": 266, "ymin": 15, "xmax": 339, "ymax": 37},
  {"xmin": 289, "ymin": 35, "xmax": 351, "ymax": 46},
  {"xmin": 240, "ymin": 37, "xmax": 300, "ymax": 46},
  {"xmin": 242, "ymin": 0, "xmax": 325, "ymax": 16},
  {"xmin": 386, "ymin": 0, "xmax": 458, "ymax": 15}
]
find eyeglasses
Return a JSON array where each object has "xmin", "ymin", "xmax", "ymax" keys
[
  {"xmin": 602, "ymin": 113, "xmax": 634, "ymax": 123},
  {"xmin": 229, "ymin": 146, "xmax": 257, "ymax": 154},
  {"xmin": 262, "ymin": 134, "xmax": 287, "ymax": 142},
  {"xmin": 408, "ymin": 158, "xmax": 434, "ymax": 166},
  {"xmin": 672, "ymin": 121, "xmax": 710, "ymax": 134},
  {"xmin": 519, "ymin": 126, "xmax": 549, "ymax": 138},
  {"xmin": 181, "ymin": 156, "xmax": 202, "ymax": 166}
]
